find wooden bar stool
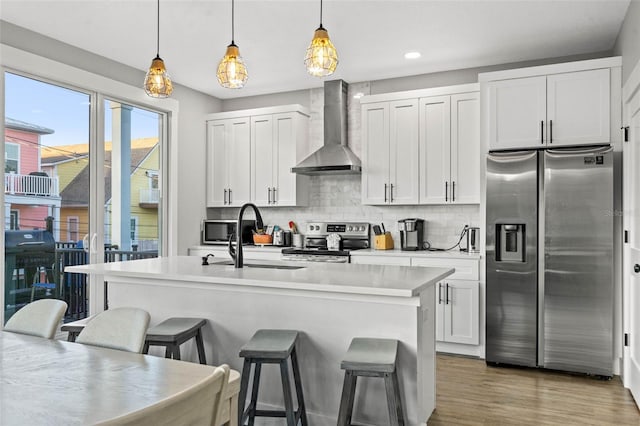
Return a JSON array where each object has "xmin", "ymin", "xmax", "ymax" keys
[
  {"xmin": 337, "ymin": 337, "xmax": 404, "ymax": 426},
  {"xmin": 238, "ymin": 329, "xmax": 308, "ymax": 426},
  {"xmin": 143, "ymin": 317, "xmax": 208, "ymax": 364}
]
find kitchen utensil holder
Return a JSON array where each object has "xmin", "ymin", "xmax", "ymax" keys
[{"xmin": 374, "ymin": 233, "xmax": 394, "ymax": 250}]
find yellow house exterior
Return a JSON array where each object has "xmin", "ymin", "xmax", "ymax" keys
[{"xmin": 41, "ymin": 138, "xmax": 159, "ymax": 247}]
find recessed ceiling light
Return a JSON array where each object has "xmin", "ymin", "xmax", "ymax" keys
[
  {"xmin": 353, "ymin": 92, "xmax": 365, "ymax": 99},
  {"xmin": 404, "ymin": 51, "xmax": 421, "ymax": 60}
]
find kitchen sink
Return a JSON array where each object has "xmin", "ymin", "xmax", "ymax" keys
[{"xmin": 214, "ymin": 261, "xmax": 305, "ymax": 270}]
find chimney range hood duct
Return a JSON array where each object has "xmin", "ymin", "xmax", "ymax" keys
[{"xmin": 291, "ymin": 80, "xmax": 361, "ymax": 175}]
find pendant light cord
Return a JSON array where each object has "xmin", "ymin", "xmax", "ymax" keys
[
  {"xmin": 319, "ymin": 0, "xmax": 323, "ymax": 28},
  {"xmin": 156, "ymin": 0, "xmax": 160, "ymax": 57},
  {"xmin": 231, "ymin": 0, "xmax": 235, "ymax": 44}
]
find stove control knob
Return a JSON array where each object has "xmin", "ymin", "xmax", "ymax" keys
[
  {"xmin": 359, "ymin": 226, "xmax": 365, "ymax": 231},
  {"xmin": 348, "ymin": 226, "xmax": 353, "ymax": 231}
]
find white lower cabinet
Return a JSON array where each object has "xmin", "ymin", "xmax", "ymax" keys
[
  {"xmin": 434, "ymin": 280, "xmax": 479, "ymax": 345},
  {"xmin": 411, "ymin": 256, "xmax": 480, "ymax": 348}
]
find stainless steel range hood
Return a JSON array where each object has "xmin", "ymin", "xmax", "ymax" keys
[{"xmin": 291, "ymin": 80, "xmax": 361, "ymax": 175}]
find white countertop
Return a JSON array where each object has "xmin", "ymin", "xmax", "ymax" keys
[
  {"xmin": 350, "ymin": 248, "xmax": 482, "ymax": 260},
  {"xmin": 191, "ymin": 245, "xmax": 481, "ymax": 260},
  {"xmin": 66, "ymin": 256, "xmax": 454, "ymax": 298}
]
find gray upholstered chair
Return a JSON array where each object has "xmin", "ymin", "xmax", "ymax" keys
[
  {"xmin": 4, "ymin": 299, "xmax": 68, "ymax": 339},
  {"xmin": 76, "ymin": 307, "xmax": 150, "ymax": 353},
  {"xmin": 96, "ymin": 364, "xmax": 230, "ymax": 426}
]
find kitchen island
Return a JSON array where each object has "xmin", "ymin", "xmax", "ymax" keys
[{"xmin": 66, "ymin": 256, "xmax": 453, "ymax": 426}]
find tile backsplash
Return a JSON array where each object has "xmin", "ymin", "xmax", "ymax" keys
[
  {"xmin": 209, "ymin": 174, "xmax": 479, "ymax": 248},
  {"xmin": 208, "ymin": 82, "xmax": 480, "ymax": 249}
]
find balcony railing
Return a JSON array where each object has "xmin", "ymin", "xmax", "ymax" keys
[
  {"xmin": 139, "ymin": 188, "xmax": 159, "ymax": 205},
  {"xmin": 5, "ymin": 173, "xmax": 60, "ymax": 197}
]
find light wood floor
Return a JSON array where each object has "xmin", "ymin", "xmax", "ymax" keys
[{"xmin": 428, "ymin": 354, "xmax": 640, "ymax": 425}]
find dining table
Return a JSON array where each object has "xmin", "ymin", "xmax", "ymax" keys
[{"xmin": 0, "ymin": 331, "xmax": 239, "ymax": 425}]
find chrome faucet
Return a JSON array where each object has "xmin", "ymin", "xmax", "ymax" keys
[{"xmin": 229, "ymin": 203, "xmax": 264, "ymax": 268}]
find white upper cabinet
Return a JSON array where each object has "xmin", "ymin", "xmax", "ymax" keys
[
  {"xmin": 450, "ymin": 92, "xmax": 480, "ymax": 204},
  {"xmin": 486, "ymin": 65, "xmax": 612, "ymax": 150},
  {"xmin": 389, "ymin": 99, "xmax": 420, "ymax": 204},
  {"xmin": 546, "ymin": 68, "xmax": 610, "ymax": 147},
  {"xmin": 419, "ymin": 91, "xmax": 480, "ymax": 204},
  {"xmin": 361, "ymin": 102, "xmax": 389, "ymax": 204},
  {"xmin": 206, "ymin": 105, "xmax": 309, "ymax": 208},
  {"xmin": 362, "ymin": 83, "xmax": 480, "ymax": 206},
  {"xmin": 419, "ymin": 95, "xmax": 450, "ymax": 204},
  {"xmin": 206, "ymin": 117, "xmax": 251, "ymax": 207},
  {"xmin": 362, "ymin": 100, "xmax": 419, "ymax": 205},
  {"xmin": 488, "ymin": 76, "xmax": 546, "ymax": 150}
]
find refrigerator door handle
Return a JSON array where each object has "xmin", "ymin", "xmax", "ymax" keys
[{"xmin": 546, "ymin": 145, "xmax": 613, "ymax": 156}]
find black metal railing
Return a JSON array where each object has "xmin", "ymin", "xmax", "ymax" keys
[{"xmin": 54, "ymin": 244, "xmax": 157, "ymax": 321}]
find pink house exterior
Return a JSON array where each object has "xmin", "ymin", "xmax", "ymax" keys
[{"xmin": 4, "ymin": 118, "xmax": 61, "ymax": 237}]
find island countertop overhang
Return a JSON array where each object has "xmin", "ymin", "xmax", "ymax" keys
[{"xmin": 65, "ymin": 256, "xmax": 454, "ymax": 298}]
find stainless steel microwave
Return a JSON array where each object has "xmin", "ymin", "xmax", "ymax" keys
[{"xmin": 201, "ymin": 220, "xmax": 256, "ymax": 245}]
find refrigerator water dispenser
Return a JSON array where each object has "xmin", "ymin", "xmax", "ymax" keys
[{"xmin": 496, "ymin": 224, "xmax": 525, "ymax": 262}]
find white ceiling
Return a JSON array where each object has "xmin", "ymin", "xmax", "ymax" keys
[{"xmin": 0, "ymin": 0, "xmax": 631, "ymax": 99}]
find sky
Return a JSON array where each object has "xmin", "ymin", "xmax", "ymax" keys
[{"xmin": 4, "ymin": 72, "xmax": 159, "ymax": 150}]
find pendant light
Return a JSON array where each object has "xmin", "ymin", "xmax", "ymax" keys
[
  {"xmin": 217, "ymin": 0, "xmax": 248, "ymax": 89},
  {"xmin": 144, "ymin": 0, "xmax": 173, "ymax": 98},
  {"xmin": 304, "ymin": 0, "xmax": 338, "ymax": 77}
]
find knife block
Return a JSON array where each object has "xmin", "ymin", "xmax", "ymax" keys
[{"xmin": 374, "ymin": 233, "xmax": 394, "ymax": 250}]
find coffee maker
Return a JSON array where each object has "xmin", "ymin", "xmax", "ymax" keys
[{"xmin": 398, "ymin": 218, "xmax": 425, "ymax": 251}]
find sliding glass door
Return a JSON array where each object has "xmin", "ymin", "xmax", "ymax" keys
[{"xmin": 3, "ymin": 72, "xmax": 164, "ymax": 323}]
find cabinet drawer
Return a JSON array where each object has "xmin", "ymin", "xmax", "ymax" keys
[
  {"xmin": 350, "ymin": 255, "xmax": 411, "ymax": 266},
  {"xmin": 410, "ymin": 257, "xmax": 479, "ymax": 280}
]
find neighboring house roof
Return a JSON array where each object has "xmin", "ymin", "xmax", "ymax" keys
[
  {"xmin": 41, "ymin": 138, "xmax": 158, "ymax": 165},
  {"xmin": 60, "ymin": 142, "xmax": 157, "ymax": 207},
  {"xmin": 6, "ymin": 117, "xmax": 54, "ymax": 135}
]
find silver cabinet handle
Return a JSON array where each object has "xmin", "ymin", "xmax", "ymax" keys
[
  {"xmin": 268, "ymin": 188, "xmax": 272, "ymax": 204},
  {"xmin": 445, "ymin": 283, "xmax": 450, "ymax": 304},
  {"xmin": 224, "ymin": 189, "xmax": 228, "ymax": 205},
  {"xmin": 438, "ymin": 283, "xmax": 443, "ymax": 304},
  {"xmin": 228, "ymin": 188, "xmax": 232, "ymax": 205},
  {"xmin": 549, "ymin": 119, "xmax": 553, "ymax": 144},
  {"xmin": 384, "ymin": 183, "xmax": 388, "ymax": 203},
  {"xmin": 445, "ymin": 181, "xmax": 448, "ymax": 202},
  {"xmin": 390, "ymin": 183, "xmax": 394, "ymax": 203},
  {"xmin": 452, "ymin": 181, "xmax": 456, "ymax": 202},
  {"xmin": 541, "ymin": 121, "xmax": 544, "ymax": 145},
  {"xmin": 634, "ymin": 264, "xmax": 640, "ymax": 273},
  {"xmin": 273, "ymin": 187, "xmax": 277, "ymax": 204}
]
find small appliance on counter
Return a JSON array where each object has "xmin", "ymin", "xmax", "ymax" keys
[
  {"xmin": 398, "ymin": 218, "xmax": 424, "ymax": 251},
  {"xmin": 460, "ymin": 226, "xmax": 480, "ymax": 253},
  {"xmin": 202, "ymin": 219, "xmax": 255, "ymax": 245}
]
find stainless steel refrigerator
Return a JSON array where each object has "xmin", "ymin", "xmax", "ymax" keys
[{"xmin": 486, "ymin": 145, "xmax": 613, "ymax": 376}]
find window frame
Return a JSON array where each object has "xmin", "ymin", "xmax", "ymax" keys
[{"xmin": 4, "ymin": 141, "xmax": 19, "ymax": 174}]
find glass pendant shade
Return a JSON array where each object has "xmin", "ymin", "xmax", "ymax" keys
[
  {"xmin": 144, "ymin": 56, "xmax": 173, "ymax": 98},
  {"xmin": 305, "ymin": 26, "xmax": 338, "ymax": 77},
  {"xmin": 217, "ymin": 43, "xmax": 249, "ymax": 89}
]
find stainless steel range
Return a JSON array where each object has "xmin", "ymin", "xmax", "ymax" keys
[{"xmin": 281, "ymin": 222, "xmax": 370, "ymax": 263}]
